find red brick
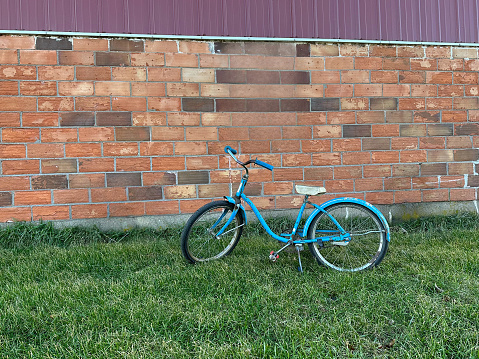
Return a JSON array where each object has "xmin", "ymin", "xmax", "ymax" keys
[
  {"xmin": 0, "ymin": 113, "xmax": 20, "ymax": 127},
  {"xmin": 78, "ymin": 127, "xmax": 114, "ymax": 142},
  {"xmin": 325, "ymin": 84, "xmax": 353, "ymax": 97},
  {"xmin": 174, "ymin": 142, "xmax": 207, "ymax": 156},
  {"xmin": 165, "ymin": 53, "xmax": 198, "ymax": 67},
  {"xmin": 355, "ymin": 178, "xmax": 383, "ymax": 191},
  {"xmin": 325, "ymin": 57, "xmax": 354, "ymax": 70},
  {"xmin": 112, "ymin": 67, "xmax": 146, "ymax": 81},
  {"xmin": 73, "ymin": 38, "xmax": 109, "ymax": 51},
  {"xmin": 116, "ymin": 157, "xmax": 151, "ymax": 171},
  {"xmin": 71, "ymin": 204, "xmax": 108, "ymax": 219},
  {"xmin": 95, "ymin": 81, "xmax": 131, "ymax": 96},
  {"xmin": 383, "ymin": 84, "xmax": 410, "ymax": 97},
  {"xmin": 355, "ymin": 57, "xmax": 382, "ymax": 70},
  {"xmin": 395, "ymin": 190, "xmax": 422, "ymax": 203},
  {"xmin": 33, "ymin": 206, "xmax": 70, "ymax": 221},
  {"xmin": 78, "ymin": 158, "xmax": 115, "ymax": 173},
  {"xmin": 103, "ymin": 143, "xmax": 138, "ymax": 157},
  {"xmin": 41, "ymin": 128, "xmax": 77, "ymax": 143},
  {"xmin": 22, "ymin": 113, "xmax": 58, "ymax": 127},
  {"xmin": 132, "ymin": 83, "xmax": 166, "ymax": 97},
  {"xmin": 0, "ymin": 65, "xmax": 36, "ymax": 80},
  {"xmin": 450, "ymin": 188, "xmax": 476, "ymax": 201},
  {"xmin": 39, "ymin": 97, "xmax": 74, "ymax": 111},
  {"xmin": 27, "ymin": 144, "xmax": 64, "ymax": 159},
  {"xmin": 151, "ymin": 126, "xmax": 184, "ymax": 141},
  {"xmin": 354, "ymin": 84, "xmax": 382, "ymax": 97},
  {"xmin": 2, "ymin": 128, "xmax": 39, "ymax": 143},
  {"xmin": 311, "ymin": 71, "xmax": 340, "ymax": 83},
  {"xmin": 54, "ymin": 189, "xmax": 89, "ymax": 204},
  {"xmin": 76, "ymin": 67, "xmax": 111, "ymax": 81},
  {"xmin": 14, "ymin": 190, "xmax": 51, "ymax": 205},
  {"xmin": 311, "ymin": 44, "xmax": 339, "ymax": 56},
  {"xmin": 20, "ymin": 50, "xmax": 57, "ymax": 65},
  {"xmin": 0, "ymin": 36, "xmax": 35, "ymax": 49},
  {"xmin": 370, "ymin": 45, "xmax": 396, "ymax": 57},
  {"xmin": 366, "ymin": 192, "xmax": 394, "ymax": 205},
  {"xmin": 58, "ymin": 82, "xmax": 93, "ymax": 96},
  {"xmin": 0, "ymin": 97, "xmax": 36, "ymax": 111},
  {"xmin": 59, "ymin": 51, "xmax": 94, "ymax": 65},
  {"xmin": 186, "ymin": 127, "xmax": 218, "ymax": 141},
  {"xmin": 148, "ymin": 97, "xmax": 181, "ymax": 111},
  {"xmin": 145, "ymin": 40, "xmax": 178, "ymax": 53},
  {"xmin": 0, "ymin": 144, "xmax": 25, "ymax": 159},
  {"xmin": 422, "ymin": 189, "xmax": 449, "ymax": 202},
  {"xmin": 91, "ymin": 188, "xmax": 127, "ymax": 203},
  {"xmin": 140, "ymin": 142, "xmax": 174, "ymax": 156},
  {"xmin": 219, "ymin": 127, "xmax": 250, "ymax": 141},
  {"xmin": 75, "ymin": 97, "xmax": 110, "ymax": 111},
  {"xmin": 411, "ymin": 59, "xmax": 437, "ymax": 71},
  {"xmin": 65, "ymin": 143, "xmax": 102, "ymax": 157},
  {"xmin": 371, "ymin": 71, "xmax": 398, "ymax": 83},
  {"xmin": 0, "ymin": 49, "xmax": 18, "ymax": 64},
  {"xmin": 112, "ymin": 97, "xmax": 147, "ymax": 111},
  {"xmin": 2, "ymin": 159, "xmax": 39, "ymax": 175}
]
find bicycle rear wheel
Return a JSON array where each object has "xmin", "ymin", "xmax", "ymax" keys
[
  {"xmin": 307, "ymin": 201, "xmax": 388, "ymax": 272},
  {"xmin": 181, "ymin": 201, "xmax": 245, "ymax": 263}
]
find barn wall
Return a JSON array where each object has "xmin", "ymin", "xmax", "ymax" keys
[{"xmin": 0, "ymin": 35, "xmax": 478, "ymax": 223}]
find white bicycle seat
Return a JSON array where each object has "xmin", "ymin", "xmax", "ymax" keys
[{"xmin": 295, "ymin": 185, "xmax": 326, "ymax": 196}]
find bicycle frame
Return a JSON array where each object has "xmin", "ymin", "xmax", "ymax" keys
[
  {"xmin": 216, "ymin": 146, "xmax": 390, "ymax": 246},
  {"xmin": 219, "ymin": 175, "xmax": 351, "ymax": 245}
]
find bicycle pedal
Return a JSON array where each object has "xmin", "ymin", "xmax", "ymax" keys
[{"xmin": 269, "ymin": 250, "xmax": 279, "ymax": 262}]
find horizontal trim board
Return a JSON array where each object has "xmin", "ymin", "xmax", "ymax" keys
[{"xmin": 1, "ymin": 30, "xmax": 479, "ymax": 47}]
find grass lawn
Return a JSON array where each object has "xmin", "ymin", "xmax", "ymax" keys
[{"xmin": 1, "ymin": 214, "xmax": 479, "ymax": 358}]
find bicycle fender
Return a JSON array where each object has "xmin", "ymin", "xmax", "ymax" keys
[
  {"xmin": 223, "ymin": 196, "xmax": 247, "ymax": 225},
  {"xmin": 303, "ymin": 197, "xmax": 390, "ymax": 241}
]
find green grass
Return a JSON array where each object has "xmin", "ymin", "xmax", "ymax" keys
[{"xmin": 1, "ymin": 214, "xmax": 479, "ymax": 358}]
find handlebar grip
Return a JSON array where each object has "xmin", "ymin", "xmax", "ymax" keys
[
  {"xmin": 255, "ymin": 160, "xmax": 274, "ymax": 171},
  {"xmin": 224, "ymin": 146, "xmax": 237, "ymax": 155}
]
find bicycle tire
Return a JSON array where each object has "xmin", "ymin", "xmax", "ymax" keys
[
  {"xmin": 181, "ymin": 200, "xmax": 245, "ymax": 263},
  {"xmin": 307, "ymin": 201, "xmax": 388, "ymax": 272}
]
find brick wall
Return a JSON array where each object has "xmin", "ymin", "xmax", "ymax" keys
[{"xmin": 0, "ymin": 35, "xmax": 478, "ymax": 223}]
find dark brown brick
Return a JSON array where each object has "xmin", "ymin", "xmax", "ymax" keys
[
  {"xmin": 41, "ymin": 159, "xmax": 78, "ymax": 173},
  {"xmin": 0, "ymin": 192, "xmax": 12, "ymax": 207},
  {"xmin": 110, "ymin": 39, "xmax": 144, "ymax": 52},
  {"xmin": 343, "ymin": 125, "xmax": 372, "ymax": 138},
  {"xmin": 97, "ymin": 112, "xmax": 132, "ymax": 126},
  {"xmin": 216, "ymin": 70, "xmax": 246, "ymax": 84},
  {"xmin": 400, "ymin": 124, "xmax": 427, "ymax": 137},
  {"xmin": 247, "ymin": 99, "xmax": 280, "ymax": 112},
  {"xmin": 454, "ymin": 149, "xmax": 479, "ymax": 161},
  {"xmin": 216, "ymin": 99, "xmax": 246, "ymax": 112},
  {"xmin": 362, "ymin": 138, "xmax": 390, "ymax": 150},
  {"xmin": 246, "ymin": 70, "xmax": 280, "ymax": 84},
  {"xmin": 182, "ymin": 98, "xmax": 214, "ymax": 112},
  {"xmin": 421, "ymin": 163, "xmax": 447, "ymax": 176},
  {"xmin": 95, "ymin": 52, "xmax": 130, "ymax": 66},
  {"xmin": 60, "ymin": 112, "xmax": 95, "ymax": 126},
  {"xmin": 427, "ymin": 124, "xmax": 453, "ymax": 136},
  {"xmin": 370, "ymin": 98, "xmax": 398, "ymax": 110},
  {"xmin": 36, "ymin": 37, "xmax": 72, "ymax": 50},
  {"xmin": 128, "ymin": 186, "xmax": 162, "ymax": 201},
  {"xmin": 32, "ymin": 175, "xmax": 68, "ymax": 190},
  {"xmin": 311, "ymin": 98, "xmax": 340, "ymax": 111},
  {"xmin": 243, "ymin": 182, "xmax": 262, "ymax": 196},
  {"xmin": 107, "ymin": 173, "xmax": 141, "ymax": 187},
  {"xmin": 281, "ymin": 71, "xmax": 310, "ymax": 84},
  {"xmin": 386, "ymin": 111, "xmax": 413, "ymax": 123},
  {"xmin": 178, "ymin": 171, "xmax": 209, "ymax": 185},
  {"xmin": 296, "ymin": 44, "xmax": 310, "ymax": 57},
  {"xmin": 214, "ymin": 42, "xmax": 244, "ymax": 54},
  {"xmin": 116, "ymin": 127, "xmax": 150, "ymax": 141},
  {"xmin": 281, "ymin": 99, "xmax": 310, "ymax": 112},
  {"xmin": 415, "ymin": 111, "xmax": 440, "ymax": 123},
  {"xmin": 456, "ymin": 123, "xmax": 479, "ymax": 136},
  {"xmin": 468, "ymin": 175, "xmax": 479, "ymax": 187}
]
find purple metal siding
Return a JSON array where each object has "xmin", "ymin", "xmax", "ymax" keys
[{"xmin": 1, "ymin": 0, "xmax": 478, "ymax": 43}]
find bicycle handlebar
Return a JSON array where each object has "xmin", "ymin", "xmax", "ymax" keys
[{"xmin": 224, "ymin": 146, "xmax": 274, "ymax": 171}]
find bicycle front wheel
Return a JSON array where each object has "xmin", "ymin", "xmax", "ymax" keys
[
  {"xmin": 181, "ymin": 201, "xmax": 245, "ymax": 263},
  {"xmin": 307, "ymin": 201, "xmax": 388, "ymax": 272}
]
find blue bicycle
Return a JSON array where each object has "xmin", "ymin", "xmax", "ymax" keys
[{"xmin": 181, "ymin": 146, "xmax": 390, "ymax": 272}]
